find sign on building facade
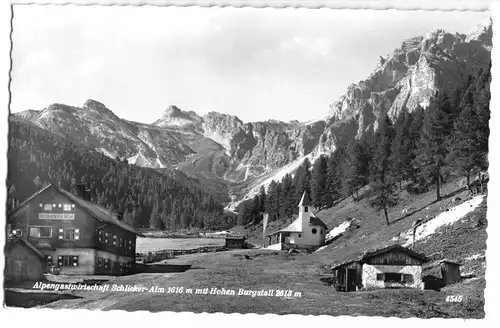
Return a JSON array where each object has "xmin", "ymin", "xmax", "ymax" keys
[{"xmin": 38, "ymin": 213, "xmax": 75, "ymax": 220}]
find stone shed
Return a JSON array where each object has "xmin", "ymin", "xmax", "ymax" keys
[{"xmin": 331, "ymin": 244, "xmax": 429, "ymax": 291}]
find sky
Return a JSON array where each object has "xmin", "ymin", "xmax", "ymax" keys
[{"xmin": 10, "ymin": 5, "xmax": 490, "ymax": 123}]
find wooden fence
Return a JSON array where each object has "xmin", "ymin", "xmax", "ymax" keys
[{"xmin": 136, "ymin": 245, "xmax": 229, "ymax": 264}]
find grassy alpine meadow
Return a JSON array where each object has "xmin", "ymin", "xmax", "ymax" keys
[
  {"xmin": 34, "ymin": 181, "xmax": 487, "ymax": 318},
  {"xmin": 37, "ymin": 249, "xmax": 484, "ymax": 318},
  {"xmin": 136, "ymin": 237, "xmax": 226, "ymax": 252}
]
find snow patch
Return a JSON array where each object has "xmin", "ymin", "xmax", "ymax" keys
[
  {"xmin": 326, "ymin": 220, "xmax": 351, "ymax": 242},
  {"xmin": 96, "ymin": 148, "xmax": 117, "ymax": 159},
  {"xmin": 265, "ymin": 243, "xmax": 282, "ymax": 250},
  {"xmin": 315, "ymin": 245, "xmax": 328, "ymax": 252},
  {"xmin": 226, "ymin": 151, "xmax": 325, "ymax": 211},
  {"xmin": 465, "ymin": 253, "xmax": 485, "ymax": 261},
  {"xmin": 399, "ymin": 195, "xmax": 485, "ymax": 247}
]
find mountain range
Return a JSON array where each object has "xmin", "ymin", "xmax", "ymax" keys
[{"xmin": 12, "ymin": 18, "xmax": 492, "ymax": 211}]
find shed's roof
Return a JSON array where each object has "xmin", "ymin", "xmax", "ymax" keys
[
  {"xmin": 330, "ymin": 244, "xmax": 428, "ymax": 270},
  {"xmin": 7, "ymin": 237, "xmax": 44, "ymax": 259},
  {"xmin": 8, "ymin": 184, "xmax": 140, "ymax": 236},
  {"xmin": 361, "ymin": 244, "xmax": 428, "ymax": 262},
  {"xmin": 439, "ymin": 259, "xmax": 462, "ymax": 266},
  {"xmin": 226, "ymin": 235, "xmax": 246, "ymax": 240}
]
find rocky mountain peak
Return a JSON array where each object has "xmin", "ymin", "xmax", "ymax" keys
[
  {"xmin": 465, "ymin": 17, "xmax": 493, "ymax": 47},
  {"xmin": 83, "ymin": 99, "xmax": 107, "ymax": 110},
  {"xmin": 163, "ymin": 105, "xmax": 183, "ymax": 118},
  {"xmin": 326, "ymin": 19, "xmax": 491, "ymax": 133},
  {"xmin": 154, "ymin": 105, "xmax": 202, "ymax": 127},
  {"xmin": 82, "ymin": 99, "xmax": 117, "ymax": 118}
]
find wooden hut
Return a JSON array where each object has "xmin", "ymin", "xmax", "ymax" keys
[
  {"xmin": 439, "ymin": 259, "xmax": 462, "ymax": 286},
  {"xmin": 225, "ymin": 235, "xmax": 246, "ymax": 249},
  {"xmin": 5, "ymin": 237, "xmax": 45, "ymax": 282},
  {"xmin": 331, "ymin": 244, "xmax": 428, "ymax": 291}
]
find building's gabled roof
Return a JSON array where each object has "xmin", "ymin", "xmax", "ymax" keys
[
  {"xmin": 7, "ymin": 238, "xmax": 44, "ymax": 259},
  {"xmin": 267, "ymin": 213, "xmax": 327, "ymax": 236},
  {"xmin": 360, "ymin": 244, "xmax": 428, "ymax": 263},
  {"xmin": 7, "ymin": 184, "xmax": 140, "ymax": 236},
  {"xmin": 6, "ymin": 184, "xmax": 54, "ymax": 217},
  {"xmin": 330, "ymin": 244, "xmax": 428, "ymax": 270},
  {"xmin": 274, "ymin": 217, "xmax": 303, "ymax": 235},
  {"xmin": 298, "ymin": 191, "xmax": 312, "ymax": 207},
  {"xmin": 310, "ymin": 212, "xmax": 327, "ymax": 228}
]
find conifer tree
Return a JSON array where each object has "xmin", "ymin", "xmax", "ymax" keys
[
  {"xmin": 311, "ymin": 155, "xmax": 328, "ymax": 209},
  {"xmin": 415, "ymin": 92, "xmax": 454, "ymax": 201},
  {"xmin": 368, "ymin": 114, "xmax": 398, "ymax": 225},
  {"xmin": 326, "ymin": 149, "xmax": 343, "ymax": 206}
]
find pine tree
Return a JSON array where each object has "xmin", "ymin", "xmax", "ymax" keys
[
  {"xmin": 258, "ymin": 185, "xmax": 266, "ymax": 213},
  {"xmin": 447, "ymin": 104, "xmax": 482, "ymax": 188},
  {"xmin": 415, "ymin": 92, "xmax": 454, "ymax": 201},
  {"xmin": 390, "ymin": 109, "xmax": 414, "ymax": 189},
  {"xmin": 343, "ymin": 137, "xmax": 372, "ymax": 200},
  {"xmin": 368, "ymin": 114, "xmax": 398, "ymax": 225},
  {"xmin": 326, "ymin": 150, "xmax": 342, "ymax": 206},
  {"xmin": 311, "ymin": 155, "xmax": 328, "ymax": 209}
]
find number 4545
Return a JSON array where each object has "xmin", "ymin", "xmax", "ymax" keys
[{"xmin": 446, "ymin": 295, "xmax": 463, "ymax": 302}]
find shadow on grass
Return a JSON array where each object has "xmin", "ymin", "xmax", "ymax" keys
[
  {"xmin": 134, "ymin": 263, "xmax": 192, "ymax": 274},
  {"xmin": 390, "ymin": 187, "xmax": 467, "ymax": 226},
  {"xmin": 4, "ymin": 290, "xmax": 83, "ymax": 308}
]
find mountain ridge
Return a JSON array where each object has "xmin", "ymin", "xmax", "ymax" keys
[{"xmin": 13, "ymin": 19, "xmax": 492, "ymax": 209}]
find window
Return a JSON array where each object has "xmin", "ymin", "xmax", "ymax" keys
[
  {"xmin": 44, "ymin": 255, "xmax": 53, "ymax": 264},
  {"xmin": 304, "ymin": 207, "xmax": 308, "ymax": 212},
  {"xmin": 311, "ymin": 228, "xmax": 317, "ymax": 234},
  {"xmin": 98, "ymin": 230, "xmax": 103, "ymax": 243},
  {"xmin": 112, "ymin": 235, "xmax": 117, "ymax": 246},
  {"xmin": 105, "ymin": 232, "xmax": 109, "ymax": 244},
  {"xmin": 119, "ymin": 262, "xmax": 124, "ymax": 273},
  {"xmin": 128, "ymin": 240, "xmax": 133, "ymax": 251},
  {"xmin": 63, "ymin": 204, "xmax": 72, "ymax": 211},
  {"xmin": 29, "ymin": 227, "xmax": 53, "ymax": 238},
  {"xmin": 298, "ymin": 234, "xmax": 302, "ymax": 238},
  {"xmin": 376, "ymin": 273, "xmax": 384, "ymax": 281},
  {"xmin": 119, "ymin": 236, "xmax": 124, "ymax": 247},
  {"xmin": 384, "ymin": 272, "xmax": 402, "ymax": 282},
  {"xmin": 44, "ymin": 204, "xmax": 52, "ymax": 211},
  {"xmin": 63, "ymin": 229, "xmax": 80, "ymax": 240},
  {"xmin": 104, "ymin": 259, "xmax": 110, "ymax": 269},
  {"xmin": 402, "ymin": 274, "xmax": 413, "ymax": 283},
  {"xmin": 98, "ymin": 257, "xmax": 104, "ymax": 268},
  {"xmin": 58, "ymin": 255, "xmax": 79, "ymax": 267}
]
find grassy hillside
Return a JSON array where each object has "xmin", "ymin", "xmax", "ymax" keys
[
  {"xmin": 234, "ymin": 179, "xmax": 487, "ymax": 279},
  {"xmin": 28, "ymin": 179, "xmax": 488, "ymax": 318}
]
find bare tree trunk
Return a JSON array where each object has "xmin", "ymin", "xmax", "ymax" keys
[
  {"xmin": 383, "ymin": 205, "xmax": 390, "ymax": 226},
  {"xmin": 436, "ymin": 164, "xmax": 441, "ymax": 201}
]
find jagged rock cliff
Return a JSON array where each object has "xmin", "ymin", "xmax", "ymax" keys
[
  {"xmin": 325, "ymin": 18, "xmax": 492, "ymax": 140},
  {"xmin": 13, "ymin": 19, "xmax": 492, "ymax": 207}
]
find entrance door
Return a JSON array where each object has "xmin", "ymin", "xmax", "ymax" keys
[
  {"xmin": 346, "ymin": 269, "xmax": 357, "ymax": 292},
  {"xmin": 13, "ymin": 260, "xmax": 26, "ymax": 280}
]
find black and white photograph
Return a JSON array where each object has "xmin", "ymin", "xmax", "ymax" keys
[{"xmin": 1, "ymin": 0, "xmax": 496, "ymax": 322}]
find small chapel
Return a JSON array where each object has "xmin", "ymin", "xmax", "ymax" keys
[{"xmin": 266, "ymin": 191, "xmax": 327, "ymax": 250}]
